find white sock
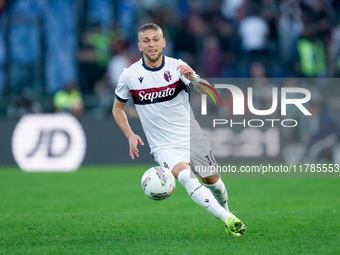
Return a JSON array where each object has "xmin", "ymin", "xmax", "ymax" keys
[
  {"xmin": 204, "ymin": 178, "xmax": 229, "ymax": 212},
  {"xmin": 177, "ymin": 169, "xmax": 231, "ymax": 222}
]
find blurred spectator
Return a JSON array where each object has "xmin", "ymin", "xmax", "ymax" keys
[
  {"xmin": 214, "ymin": 17, "xmax": 237, "ymax": 76},
  {"xmin": 91, "ymin": 74, "xmax": 114, "ymax": 120},
  {"xmin": 238, "ymin": 5, "xmax": 270, "ymax": 61},
  {"xmin": 248, "ymin": 62, "xmax": 275, "ymax": 112},
  {"xmin": 215, "ymin": 16, "xmax": 235, "ymax": 53},
  {"xmin": 260, "ymin": 0, "xmax": 279, "ymax": 53},
  {"xmin": 90, "ymin": 38, "xmax": 136, "ymax": 119},
  {"xmin": 297, "ymin": 0, "xmax": 332, "ymax": 77},
  {"xmin": 7, "ymin": 88, "xmax": 42, "ymax": 118},
  {"xmin": 53, "ymin": 82, "xmax": 83, "ymax": 117},
  {"xmin": 300, "ymin": 0, "xmax": 333, "ymax": 41},
  {"xmin": 107, "ymin": 38, "xmax": 137, "ymax": 118},
  {"xmin": 107, "ymin": 39, "xmax": 130, "ymax": 87},
  {"xmin": 206, "ymin": 0, "xmax": 224, "ymax": 26},
  {"xmin": 303, "ymin": 101, "xmax": 340, "ymax": 162},
  {"xmin": 328, "ymin": 18, "xmax": 340, "ymax": 77},
  {"xmin": 278, "ymin": 0, "xmax": 303, "ymax": 75},
  {"xmin": 200, "ymin": 34, "xmax": 224, "ymax": 77},
  {"xmin": 221, "ymin": 0, "xmax": 245, "ymax": 20},
  {"xmin": 77, "ymin": 25, "xmax": 113, "ymax": 93},
  {"xmin": 174, "ymin": 0, "xmax": 207, "ymax": 67},
  {"xmin": 87, "ymin": 26, "xmax": 113, "ymax": 68},
  {"xmin": 297, "ymin": 38, "xmax": 327, "ymax": 77}
]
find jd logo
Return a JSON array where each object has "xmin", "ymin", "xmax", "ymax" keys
[
  {"xmin": 26, "ymin": 129, "xmax": 71, "ymax": 158},
  {"xmin": 12, "ymin": 114, "xmax": 86, "ymax": 172}
]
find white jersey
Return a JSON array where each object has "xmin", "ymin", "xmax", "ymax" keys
[{"xmin": 115, "ymin": 55, "xmax": 201, "ymax": 154}]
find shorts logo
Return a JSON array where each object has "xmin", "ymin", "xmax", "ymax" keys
[{"xmin": 164, "ymin": 71, "xmax": 172, "ymax": 82}]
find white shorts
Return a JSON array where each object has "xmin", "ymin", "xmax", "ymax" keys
[{"xmin": 152, "ymin": 144, "xmax": 219, "ymax": 178}]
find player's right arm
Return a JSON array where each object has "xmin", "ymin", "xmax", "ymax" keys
[
  {"xmin": 177, "ymin": 62, "xmax": 214, "ymax": 95},
  {"xmin": 192, "ymin": 78, "xmax": 215, "ymax": 95},
  {"xmin": 112, "ymin": 98, "xmax": 144, "ymax": 160}
]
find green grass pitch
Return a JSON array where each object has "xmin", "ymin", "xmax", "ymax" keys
[{"xmin": 1, "ymin": 165, "xmax": 339, "ymax": 255}]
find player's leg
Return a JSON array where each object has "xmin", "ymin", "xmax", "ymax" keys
[
  {"xmin": 173, "ymin": 163, "xmax": 246, "ymax": 236},
  {"xmin": 190, "ymin": 147, "xmax": 246, "ymax": 236},
  {"xmin": 190, "ymin": 146, "xmax": 230, "ymax": 211},
  {"xmin": 197, "ymin": 172, "xmax": 246, "ymax": 236},
  {"xmin": 154, "ymin": 148, "xmax": 246, "ymax": 236},
  {"xmin": 172, "ymin": 162, "xmax": 233, "ymax": 223},
  {"xmin": 190, "ymin": 129, "xmax": 230, "ymax": 211},
  {"xmin": 201, "ymin": 174, "xmax": 229, "ymax": 212}
]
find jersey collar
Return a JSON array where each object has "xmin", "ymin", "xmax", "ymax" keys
[{"xmin": 142, "ymin": 55, "xmax": 165, "ymax": 71}]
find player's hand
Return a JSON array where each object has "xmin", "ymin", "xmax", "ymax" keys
[
  {"xmin": 128, "ymin": 134, "xmax": 144, "ymax": 160},
  {"xmin": 177, "ymin": 64, "xmax": 196, "ymax": 81}
]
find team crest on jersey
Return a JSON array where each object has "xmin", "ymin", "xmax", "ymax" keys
[{"xmin": 164, "ymin": 71, "xmax": 172, "ymax": 82}]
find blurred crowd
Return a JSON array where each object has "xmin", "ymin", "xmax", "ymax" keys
[{"xmin": 0, "ymin": 0, "xmax": 340, "ymax": 120}]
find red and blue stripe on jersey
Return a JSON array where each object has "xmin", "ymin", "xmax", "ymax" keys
[{"xmin": 129, "ymin": 80, "xmax": 188, "ymax": 105}]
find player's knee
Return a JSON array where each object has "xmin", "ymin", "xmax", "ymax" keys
[
  {"xmin": 201, "ymin": 173, "xmax": 220, "ymax": 185},
  {"xmin": 172, "ymin": 162, "xmax": 191, "ymax": 179}
]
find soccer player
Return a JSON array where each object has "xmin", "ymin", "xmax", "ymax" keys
[{"xmin": 112, "ymin": 23, "xmax": 246, "ymax": 236}]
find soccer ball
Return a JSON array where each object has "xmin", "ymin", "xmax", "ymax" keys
[{"xmin": 141, "ymin": 166, "xmax": 176, "ymax": 200}]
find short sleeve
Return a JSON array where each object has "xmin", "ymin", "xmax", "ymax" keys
[
  {"xmin": 115, "ymin": 70, "xmax": 130, "ymax": 102},
  {"xmin": 178, "ymin": 59, "xmax": 198, "ymax": 85}
]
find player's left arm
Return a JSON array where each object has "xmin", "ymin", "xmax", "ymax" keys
[
  {"xmin": 112, "ymin": 99, "xmax": 144, "ymax": 160},
  {"xmin": 176, "ymin": 64, "xmax": 215, "ymax": 95}
]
